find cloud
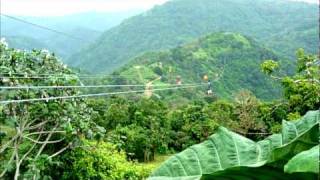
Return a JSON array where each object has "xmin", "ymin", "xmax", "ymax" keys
[
  {"xmin": 0, "ymin": 0, "xmax": 169, "ymax": 16},
  {"xmin": 0, "ymin": 0, "xmax": 317, "ymax": 17},
  {"xmin": 290, "ymin": 0, "xmax": 319, "ymax": 3}
]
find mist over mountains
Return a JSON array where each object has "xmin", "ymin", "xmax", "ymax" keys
[{"xmin": 1, "ymin": 10, "xmax": 142, "ymax": 58}]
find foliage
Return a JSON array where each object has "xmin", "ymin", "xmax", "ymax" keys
[
  {"xmin": 262, "ymin": 49, "xmax": 320, "ymax": 115},
  {"xmin": 232, "ymin": 90, "xmax": 267, "ymax": 134},
  {"xmin": 89, "ymin": 92, "xmax": 281, "ymax": 163},
  {"xmin": 261, "ymin": 60, "xmax": 279, "ymax": 75},
  {"xmin": 284, "ymin": 145, "xmax": 319, "ymax": 174},
  {"xmin": 88, "ymin": 97, "xmax": 170, "ymax": 162},
  {"xmin": 0, "ymin": 40, "xmax": 103, "ymax": 179},
  {"xmin": 61, "ymin": 140, "xmax": 151, "ymax": 180},
  {"xmin": 149, "ymin": 110, "xmax": 319, "ymax": 179},
  {"xmin": 70, "ymin": 0, "xmax": 317, "ymax": 73},
  {"xmin": 1, "ymin": 39, "xmax": 319, "ymax": 180},
  {"xmin": 283, "ymin": 49, "xmax": 320, "ymax": 114},
  {"xmin": 112, "ymin": 32, "xmax": 281, "ymax": 100},
  {"xmin": 168, "ymin": 101, "xmax": 221, "ymax": 151}
]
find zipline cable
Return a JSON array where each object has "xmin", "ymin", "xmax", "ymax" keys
[
  {"xmin": 0, "ymin": 74, "xmax": 176, "ymax": 79},
  {"xmin": 0, "ymin": 83, "xmax": 205, "ymax": 90},
  {"xmin": 0, "ymin": 74, "xmax": 194, "ymax": 80},
  {"xmin": 0, "ymin": 73, "xmax": 145, "ymax": 77},
  {"xmin": 0, "ymin": 13, "xmax": 88, "ymax": 42},
  {"xmin": 0, "ymin": 84, "xmax": 205, "ymax": 104},
  {"xmin": 0, "ymin": 76, "xmax": 142, "ymax": 79},
  {"xmin": 0, "ymin": 76, "xmax": 146, "ymax": 79}
]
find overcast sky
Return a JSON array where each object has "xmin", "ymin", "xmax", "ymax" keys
[
  {"xmin": 0, "ymin": 0, "xmax": 318, "ymax": 17},
  {"xmin": 0, "ymin": 0, "xmax": 169, "ymax": 16}
]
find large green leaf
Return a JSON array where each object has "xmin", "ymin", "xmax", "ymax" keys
[
  {"xmin": 284, "ymin": 145, "xmax": 319, "ymax": 174},
  {"xmin": 201, "ymin": 166, "xmax": 317, "ymax": 180},
  {"xmin": 149, "ymin": 110, "xmax": 319, "ymax": 180}
]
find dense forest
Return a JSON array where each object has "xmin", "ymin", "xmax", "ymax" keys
[
  {"xmin": 69, "ymin": 0, "xmax": 318, "ymax": 73},
  {"xmin": 0, "ymin": 0, "xmax": 319, "ymax": 179},
  {"xmin": 0, "ymin": 39, "xmax": 319, "ymax": 179}
]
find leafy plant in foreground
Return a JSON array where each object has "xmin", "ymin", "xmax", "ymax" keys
[{"xmin": 149, "ymin": 110, "xmax": 319, "ymax": 179}]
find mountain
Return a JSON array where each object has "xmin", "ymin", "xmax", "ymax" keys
[
  {"xmin": 111, "ymin": 32, "xmax": 281, "ymax": 100},
  {"xmin": 4, "ymin": 36, "xmax": 47, "ymax": 50},
  {"xmin": 69, "ymin": 0, "xmax": 318, "ymax": 73},
  {"xmin": 0, "ymin": 10, "xmax": 142, "ymax": 59}
]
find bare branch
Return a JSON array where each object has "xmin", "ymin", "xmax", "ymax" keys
[
  {"xmin": 25, "ymin": 120, "xmax": 49, "ymax": 131},
  {"xmin": 24, "ymin": 131, "xmax": 65, "ymax": 137},
  {"xmin": 23, "ymin": 136, "xmax": 65, "ymax": 144},
  {"xmin": 270, "ymin": 75, "xmax": 282, "ymax": 80},
  {"xmin": 35, "ymin": 124, "xmax": 59, "ymax": 158},
  {"xmin": 19, "ymin": 132, "xmax": 43, "ymax": 164},
  {"xmin": 48, "ymin": 143, "xmax": 72, "ymax": 159},
  {"xmin": 14, "ymin": 139, "xmax": 20, "ymax": 180},
  {"xmin": 294, "ymin": 79, "xmax": 320, "ymax": 84},
  {"xmin": 31, "ymin": 124, "xmax": 60, "ymax": 180}
]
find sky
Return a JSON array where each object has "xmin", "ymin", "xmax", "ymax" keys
[
  {"xmin": 0, "ymin": 0, "xmax": 318, "ymax": 17},
  {"xmin": 0, "ymin": 0, "xmax": 169, "ymax": 16}
]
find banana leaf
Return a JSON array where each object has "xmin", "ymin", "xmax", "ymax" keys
[
  {"xmin": 284, "ymin": 145, "xmax": 319, "ymax": 174},
  {"xmin": 149, "ymin": 110, "xmax": 319, "ymax": 180}
]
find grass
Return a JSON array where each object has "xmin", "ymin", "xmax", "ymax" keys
[{"xmin": 138, "ymin": 154, "xmax": 173, "ymax": 172}]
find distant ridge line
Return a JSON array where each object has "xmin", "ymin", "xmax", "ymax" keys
[{"xmin": 0, "ymin": 13, "xmax": 88, "ymax": 42}]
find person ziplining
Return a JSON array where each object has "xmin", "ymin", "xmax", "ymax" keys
[
  {"xmin": 207, "ymin": 80, "xmax": 213, "ymax": 95},
  {"xmin": 176, "ymin": 76, "xmax": 182, "ymax": 85},
  {"xmin": 203, "ymin": 75, "xmax": 213, "ymax": 95}
]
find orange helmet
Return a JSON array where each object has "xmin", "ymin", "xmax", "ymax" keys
[{"xmin": 203, "ymin": 75, "xmax": 208, "ymax": 81}]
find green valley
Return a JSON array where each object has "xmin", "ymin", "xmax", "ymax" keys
[{"xmin": 0, "ymin": 0, "xmax": 319, "ymax": 179}]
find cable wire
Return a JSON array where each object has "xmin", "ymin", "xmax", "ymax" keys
[
  {"xmin": 0, "ymin": 76, "xmax": 140, "ymax": 79},
  {"xmin": 0, "ymin": 73, "xmax": 143, "ymax": 77},
  {"xmin": 0, "ymin": 84, "xmax": 204, "ymax": 104},
  {"xmin": 0, "ymin": 74, "xmax": 187, "ymax": 79},
  {"xmin": 0, "ymin": 13, "xmax": 88, "ymax": 42},
  {"xmin": 0, "ymin": 83, "xmax": 205, "ymax": 90}
]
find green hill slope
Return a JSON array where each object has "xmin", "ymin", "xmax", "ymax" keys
[
  {"xmin": 69, "ymin": 0, "xmax": 318, "ymax": 73},
  {"xmin": 112, "ymin": 32, "xmax": 281, "ymax": 100}
]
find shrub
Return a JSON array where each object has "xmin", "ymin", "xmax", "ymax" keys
[{"xmin": 62, "ymin": 140, "xmax": 151, "ymax": 180}]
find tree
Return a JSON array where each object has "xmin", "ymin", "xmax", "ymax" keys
[
  {"xmin": 105, "ymin": 98, "xmax": 170, "ymax": 162},
  {"xmin": 261, "ymin": 49, "xmax": 320, "ymax": 115},
  {"xmin": 233, "ymin": 90, "xmax": 266, "ymax": 134},
  {"xmin": 0, "ymin": 41, "xmax": 103, "ymax": 179}
]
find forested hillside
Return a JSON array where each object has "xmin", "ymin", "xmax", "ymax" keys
[
  {"xmin": 1, "ymin": 40, "xmax": 319, "ymax": 179},
  {"xmin": 1, "ymin": 11, "xmax": 142, "ymax": 59},
  {"xmin": 69, "ymin": 0, "xmax": 318, "ymax": 73},
  {"xmin": 0, "ymin": 0, "xmax": 319, "ymax": 179},
  {"xmin": 112, "ymin": 32, "xmax": 281, "ymax": 100}
]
